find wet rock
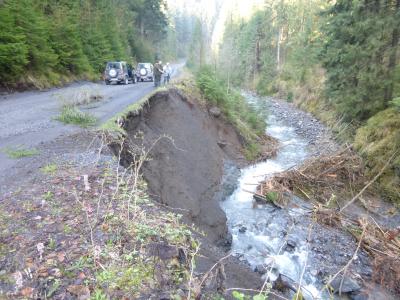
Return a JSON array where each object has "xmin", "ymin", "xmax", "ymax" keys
[
  {"xmin": 287, "ymin": 239, "xmax": 297, "ymax": 248},
  {"xmin": 255, "ymin": 264, "xmax": 267, "ymax": 275},
  {"xmin": 351, "ymin": 293, "xmax": 369, "ymax": 300},
  {"xmin": 209, "ymin": 107, "xmax": 221, "ymax": 118},
  {"xmin": 284, "ymin": 239, "xmax": 297, "ymax": 252},
  {"xmin": 330, "ymin": 275, "xmax": 361, "ymax": 294},
  {"xmin": 274, "ymin": 274, "xmax": 297, "ymax": 292},
  {"xmin": 221, "ymin": 233, "xmax": 232, "ymax": 248},
  {"xmin": 217, "ymin": 141, "xmax": 227, "ymax": 148},
  {"xmin": 239, "ymin": 226, "xmax": 247, "ymax": 233}
]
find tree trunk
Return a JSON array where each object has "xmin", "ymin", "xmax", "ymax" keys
[
  {"xmin": 277, "ymin": 27, "xmax": 281, "ymax": 71},
  {"xmin": 384, "ymin": 0, "xmax": 400, "ymax": 104},
  {"xmin": 140, "ymin": 18, "xmax": 144, "ymax": 36},
  {"xmin": 256, "ymin": 38, "xmax": 261, "ymax": 73}
]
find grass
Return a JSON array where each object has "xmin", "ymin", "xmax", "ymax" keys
[
  {"xmin": 56, "ymin": 105, "xmax": 97, "ymax": 127},
  {"xmin": 3, "ymin": 146, "xmax": 39, "ymax": 159},
  {"xmin": 195, "ymin": 66, "xmax": 267, "ymax": 160},
  {"xmin": 41, "ymin": 163, "xmax": 57, "ymax": 174},
  {"xmin": 0, "ymin": 157, "xmax": 200, "ymax": 299},
  {"xmin": 354, "ymin": 108, "xmax": 400, "ymax": 204}
]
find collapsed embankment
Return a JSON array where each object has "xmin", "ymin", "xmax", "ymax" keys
[
  {"xmin": 107, "ymin": 87, "xmax": 269, "ymax": 295},
  {"xmin": 109, "ymin": 88, "xmax": 246, "ymax": 244}
]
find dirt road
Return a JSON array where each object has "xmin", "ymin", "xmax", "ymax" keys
[{"xmin": 0, "ymin": 64, "xmax": 181, "ymax": 194}]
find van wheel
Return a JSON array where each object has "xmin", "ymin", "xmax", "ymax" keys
[{"xmin": 105, "ymin": 80, "xmax": 110, "ymax": 85}]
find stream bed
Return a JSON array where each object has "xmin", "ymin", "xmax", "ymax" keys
[{"xmin": 220, "ymin": 93, "xmax": 378, "ymax": 300}]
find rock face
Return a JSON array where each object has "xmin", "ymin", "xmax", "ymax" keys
[{"xmin": 117, "ymin": 89, "xmax": 245, "ymax": 243}]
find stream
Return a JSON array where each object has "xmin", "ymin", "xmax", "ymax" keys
[{"xmin": 220, "ymin": 93, "xmax": 373, "ymax": 300}]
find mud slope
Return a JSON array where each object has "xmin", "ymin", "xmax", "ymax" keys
[{"xmin": 117, "ymin": 88, "xmax": 245, "ymax": 243}]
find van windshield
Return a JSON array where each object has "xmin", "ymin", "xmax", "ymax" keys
[
  {"xmin": 138, "ymin": 63, "xmax": 150, "ymax": 69},
  {"xmin": 107, "ymin": 62, "xmax": 121, "ymax": 69}
]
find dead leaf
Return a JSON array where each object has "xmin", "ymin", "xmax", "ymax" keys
[
  {"xmin": 101, "ymin": 223, "xmax": 109, "ymax": 231},
  {"xmin": 57, "ymin": 252, "xmax": 65, "ymax": 262},
  {"xmin": 50, "ymin": 268, "xmax": 62, "ymax": 278},
  {"xmin": 46, "ymin": 259, "xmax": 56, "ymax": 266},
  {"xmin": 37, "ymin": 243, "xmax": 44, "ymax": 260},
  {"xmin": 67, "ymin": 285, "xmax": 90, "ymax": 299},
  {"xmin": 25, "ymin": 258, "xmax": 34, "ymax": 268},
  {"xmin": 37, "ymin": 266, "xmax": 48, "ymax": 277},
  {"xmin": 20, "ymin": 287, "xmax": 34, "ymax": 297}
]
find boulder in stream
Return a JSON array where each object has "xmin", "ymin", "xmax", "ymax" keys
[{"xmin": 284, "ymin": 239, "xmax": 297, "ymax": 253}]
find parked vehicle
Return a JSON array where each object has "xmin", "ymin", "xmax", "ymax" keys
[
  {"xmin": 104, "ymin": 61, "xmax": 136, "ymax": 85},
  {"xmin": 136, "ymin": 63, "xmax": 154, "ymax": 82}
]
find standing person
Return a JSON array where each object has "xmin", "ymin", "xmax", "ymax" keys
[
  {"xmin": 163, "ymin": 62, "xmax": 172, "ymax": 85},
  {"xmin": 153, "ymin": 60, "xmax": 164, "ymax": 87}
]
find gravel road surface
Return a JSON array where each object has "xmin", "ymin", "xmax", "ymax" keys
[{"xmin": 0, "ymin": 64, "xmax": 182, "ymax": 194}]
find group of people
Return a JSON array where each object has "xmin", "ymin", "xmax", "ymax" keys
[{"xmin": 153, "ymin": 61, "xmax": 172, "ymax": 87}]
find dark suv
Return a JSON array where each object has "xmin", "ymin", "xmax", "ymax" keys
[{"xmin": 104, "ymin": 61, "xmax": 136, "ymax": 85}]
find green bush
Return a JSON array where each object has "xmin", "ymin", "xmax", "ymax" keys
[
  {"xmin": 196, "ymin": 66, "xmax": 266, "ymax": 159},
  {"xmin": 391, "ymin": 97, "xmax": 400, "ymax": 111}
]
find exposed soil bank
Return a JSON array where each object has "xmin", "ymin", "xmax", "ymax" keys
[
  {"xmin": 113, "ymin": 88, "xmax": 246, "ymax": 244},
  {"xmin": 108, "ymin": 88, "xmax": 270, "ymax": 296}
]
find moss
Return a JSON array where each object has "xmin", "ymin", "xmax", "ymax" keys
[{"xmin": 354, "ymin": 108, "xmax": 400, "ymax": 203}]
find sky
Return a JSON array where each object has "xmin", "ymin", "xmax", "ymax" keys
[{"xmin": 211, "ymin": 0, "xmax": 265, "ymax": 53}]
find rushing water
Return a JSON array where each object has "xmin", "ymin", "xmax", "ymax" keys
[{"xmin": 220, "ymin": 93, "xmax": 337, "ymax": 299}]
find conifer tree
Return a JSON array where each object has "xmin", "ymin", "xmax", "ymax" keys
[{"xmin": 0, "ymin": 2, "xmax": 29, "ymax": 79}]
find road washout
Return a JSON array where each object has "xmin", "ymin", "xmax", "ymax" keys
[
  {"xmin": 106, "ymin": 88, "xmax": 399, "ymax": 299},
  {"xmin": 107, "ymin": 87, "xmax": 272, "ymax": 294},
  {"xmin": 108, "ymin": 88, "xmax": 247, "ymax": 243}
]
